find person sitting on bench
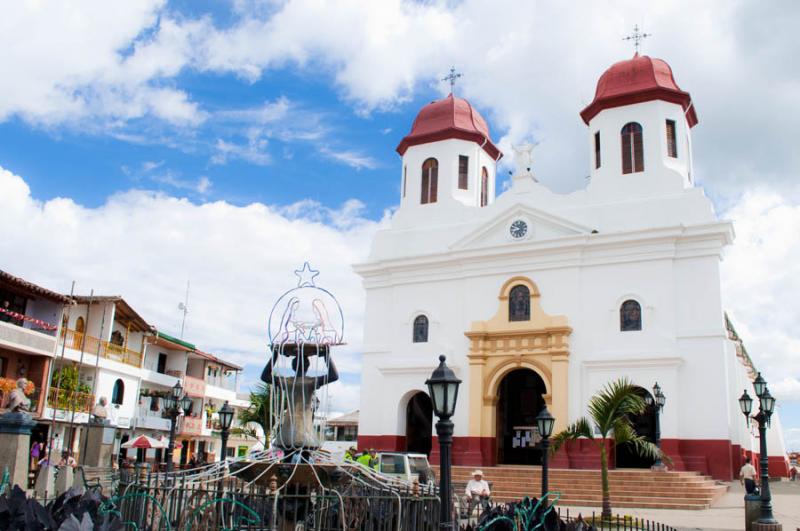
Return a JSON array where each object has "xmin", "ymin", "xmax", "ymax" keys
[{"xmin": 463, "ymin": 470, "xmax": 491, "ymax": 515}]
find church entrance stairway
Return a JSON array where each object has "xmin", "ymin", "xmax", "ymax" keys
[{"xmin": 443, "ymin": 465, "xmax": 728, "ymax": 510}]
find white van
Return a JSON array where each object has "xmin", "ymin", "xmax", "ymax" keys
[{"xmin": 376, "ymin": 452, "xmax": 436, "ymax": 486}]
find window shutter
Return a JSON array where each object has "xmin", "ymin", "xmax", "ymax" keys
[
  {"xmin": 666, "ymin": 120, "xmax": 677, "ymax": 158},
  {"xmin": 421, "ymin": 172, "xmax": 429, "ymax": 204},
  {"xmin": 633, "ymin": 130, "xmax": 644, "ymax": 172},
  {"xmin": 430, "ymin": 165, "xmax": 438, "ymax": 202},
  {"xmin": 621, "ymin": 132, "xmax": 633, "ymax": 174},
  {"xmin": 480, "ymin": 170, "xmax": 488, "ymax": 207},
  {"xmin": 458, "ymin": 155, "xmax": 469, "ymax": 190},
  {"xmin": 594, "ymin": 131, "xmax": 601, "ymax": 169}
]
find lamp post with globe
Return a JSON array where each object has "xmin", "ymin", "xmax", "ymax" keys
[
  {"xmin": 644, "ymin": 382, "xmax": 666, "ymax": 470},
  {"xmin": 163, "ymin": 381, "xmax": 193, "ymax": 474},
  {"xmin": 739, "ymin": 373, "xmax": 780, "ymax": 529},
  {"xmin": 218, "ymin": 401, "xmax": 235, "ymax": 462},
  {"xmin": 536, "ymin": 407, "xmax": 555, "ymax": 501},
  {"xmin": 426, "ymin": 355, "xmax": 461, "ymax": 530}
]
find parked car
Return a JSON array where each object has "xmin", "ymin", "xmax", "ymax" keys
[{"xmin": 376, "ymin": 452, "xmax": 436, "ymax": 485}]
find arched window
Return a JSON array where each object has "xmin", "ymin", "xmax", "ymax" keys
[
  {"xmin": 480, "ymin": 167, "xmax": 489, "ymax": 207},
  {"xmin": 421, "ymin": 158, "xmax": 438, "ymax": 204},
  {"xmin": 111, "ymin": 378, "xmax": 125, "ymax": 405},
  {"xmin": 413, "ymin": 315, "xmax": 429, "ymax": 343},
  {"xmin": 508, "ymin": 285, "xmax": 530, "ymax": 321},
  {"xmin": 620, "ymin": 300, "xmax": 642, "ymax": 331},
  {"xmin": 75, "ymin": 316, "xmax": 85, "ymax": 334},
  {"xmin": 621, "ymin": 122, "xmax": 644, "ymax": 174}
]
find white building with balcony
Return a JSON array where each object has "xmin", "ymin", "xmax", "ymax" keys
[
  {"xmin": 44, "ymin": 296, "xmax": 151, "ymax": 457},
  {"xmin": 0, "ymin": 269, "xmax": 258, "ymax": 466},
  {"xmin": 0, "ymin": 269, "xmax": 69, "ymax": 449}
]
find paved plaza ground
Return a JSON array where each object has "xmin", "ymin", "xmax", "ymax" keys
[{"xmin": 565, "ymin": 481, "xmax": 800, "ymax": 530}]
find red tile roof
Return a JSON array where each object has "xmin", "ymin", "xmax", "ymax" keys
[
  {"xmin": 580, "ymin": 54, "xmax": 698, "ymax": 127},
  {"xmin": 396, "ymin": 94, "xmax": 503, "ymax": 160}
]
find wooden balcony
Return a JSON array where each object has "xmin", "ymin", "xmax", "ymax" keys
[
  {"xmin": 47, "ymin": 386, "xmax": 95, "ymax": 413},
  {"xmin": 61, "ymin": 328, "xmax": 143, "ymax": 368}
]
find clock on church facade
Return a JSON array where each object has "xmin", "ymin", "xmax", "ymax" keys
[{"xmin": 509, "ymin": 219, "xmax": 528, "ymax": 239}]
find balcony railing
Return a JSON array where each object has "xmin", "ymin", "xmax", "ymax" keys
[
  {"xmin": 205, "ymin": 377, "xmax": 237, "ymax": 392},
  {"xmin": 0, "ymin": 319, "xmax": 58, "ymax": 355},
  {"xmin": 47, "ymin": 387, "xmax": 95, "ymax": 413},
  {"xmin": 61, "ymin": 328, "xmax": 142, "ymax": 368}
]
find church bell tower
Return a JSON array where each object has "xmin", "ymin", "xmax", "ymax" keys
[
  {"xmin": 395, "ymin": 93, "xmax": 503, "ymax": 217},
  {"xmin": 580, "ymin": 53, "xmax": 698, "ymax": 195}
]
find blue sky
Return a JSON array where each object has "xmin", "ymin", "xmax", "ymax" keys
[
  {"xmin": 0, "ymin": 69, "xmax": 418, "ymax": 218},
  {"xmin": 0, "ymin": 0, "xmax": 798, "ymax": 450}
]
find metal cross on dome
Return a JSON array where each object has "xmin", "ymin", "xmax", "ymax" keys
[
  {"xmin": 623, "ymin": 24, "xmax": 651, "ymax": 54},
  {"xmin": 442, "ymin": 67, "xmax": 462, "ymax": 94}
]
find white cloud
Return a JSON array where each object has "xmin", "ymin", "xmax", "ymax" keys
[
  {"xmin": 142, "ymin": 161, "xmax": 165, "ymax": 173},
  {"xmin": 319, "ymin": 146, "xmax": 378, "ymax": 170},
  {"xmin": 0, "ymin": 165, "xmax": 385, "ymax": 413},
  {"xmin": 319, "ymin": 380, "xmax": 362, "ymax": 418},
  {"xmin": 0, "ymin": 1, "xmax": 205, "ymax": 127},
  {"xmin": 183, "ymin": 0, "xmax": 800, "ymax": 196},
  {"xmin": 211, "ymin": 135, "xmax": 271, "ymax": 166},
  {"xmin": 149, "ymin": 172, "xmax": 213, "ymax": 195},
  {"xmin": 784, "ymin": 428, "xmax": 800, "ymax": 452},
  {"xmin": 772, "ymin": 379, "xmax": 800, "ymax": 402},
  {"xmin": 721, "ymin": 189, "xmax": 800, "ymax": 406},
  {"xmin": 3, "ymin": 1, "xmax": 798, "ymax": 198}
]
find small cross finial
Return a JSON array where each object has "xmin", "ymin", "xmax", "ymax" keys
[
  {"xmin": 442, "ymin": 67, "xmax": 462, "ymax": 94},
  {"xmin": 623, "ymin": 24, "xmax": 651, "ymax": 54}
]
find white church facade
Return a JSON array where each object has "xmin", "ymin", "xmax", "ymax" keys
[{"xmin": 355, "ymin": 54, "xmax": 790, "ymax": 481}]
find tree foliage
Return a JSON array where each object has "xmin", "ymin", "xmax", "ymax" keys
[
  {"xmin": 550, "ymin": 378, "xmax": 666, "ymax": 519},
  {"xmin": 235, "ymin": 382, "xmax": 281, "ymax": 444}
]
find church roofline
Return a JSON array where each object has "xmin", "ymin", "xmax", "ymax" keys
[{"xmin": 354, "ymin": 220, "xmax": 734, "ymax": 278}]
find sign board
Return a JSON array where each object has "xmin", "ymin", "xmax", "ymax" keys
[{"xmin": 512, "ymin": 425, "xmax": 542, "ymax": 448}]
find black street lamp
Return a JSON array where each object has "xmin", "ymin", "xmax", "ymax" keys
[
  {"xmin": 645, "ymin": 382, "xmax": 666, "ymax": 469},
  {"xmin": 535, "ymin": 406, "xmax": 555, "ymax": 501},
  {"xmin": 739, "ymin": 373, "xmax": 779, "ymax": 527},
  {"xmin": 426, "ymin": 355, "xmax": 461, "ymax": 530},
  {"xmin": 164, "ymin": 381, "xmax": 192, "ymax": 474},
  {"xmin": 218, "ymin": 401, "xmax": 235, "ymax": 462}
]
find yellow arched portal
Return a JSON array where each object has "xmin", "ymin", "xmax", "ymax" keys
[{"xmin": 465, "ymin": 276, "xmax": 571, "ymax": 440}]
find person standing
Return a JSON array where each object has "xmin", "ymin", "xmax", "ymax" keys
[
  {"xmin": 739, "ymin": 457, "xmax": 757, "ymax": 494},
  {"xmin": 344, "ymin": 447, "xmax": 357, "ymax": 462},
  {"xmin": 30, "ymin": 439, "xmax": 43, "ymax": 472}
]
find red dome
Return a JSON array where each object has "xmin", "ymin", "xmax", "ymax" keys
[
  {"xmin": 580, "ymin": 54, "xmax": 698, "ymax": 127},
  {"xmin": 396, "ymin": 94, "xmax": 502, "ymax": 160}
]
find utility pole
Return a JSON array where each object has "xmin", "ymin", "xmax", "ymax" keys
[{"xmin": 178, "ymin": 280, "xmax": 190, "ymax": 339}]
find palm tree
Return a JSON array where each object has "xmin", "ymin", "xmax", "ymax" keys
[
  {"xmin": 236, "ymin": 383, "xmax": 280, "ymax": 445},
  {"xmin": 550, "ymin": 378, "xmax": 665, "ymax": 520}
]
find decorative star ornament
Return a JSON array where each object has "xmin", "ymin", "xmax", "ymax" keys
[{"xmin": 294, "ymin": 262, "xmax": 320, "ymax": 287}]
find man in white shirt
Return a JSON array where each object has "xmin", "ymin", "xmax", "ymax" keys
[
  {"xmin": 739, "ymin": 457, "xmax": 757, "ymax": 494},
  {"xmin": 463, "ymin": 470, "xmax": 491, "ymax": 516}
]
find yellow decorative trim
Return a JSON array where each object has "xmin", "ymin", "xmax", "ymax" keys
[{"xmin": 465, "ymin": 276, "xmax": 571, "ymax": 445}]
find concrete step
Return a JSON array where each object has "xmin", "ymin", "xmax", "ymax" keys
[{"xmin": 444, "ymin": 465, "xmax": 726, "ymax": 510}]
